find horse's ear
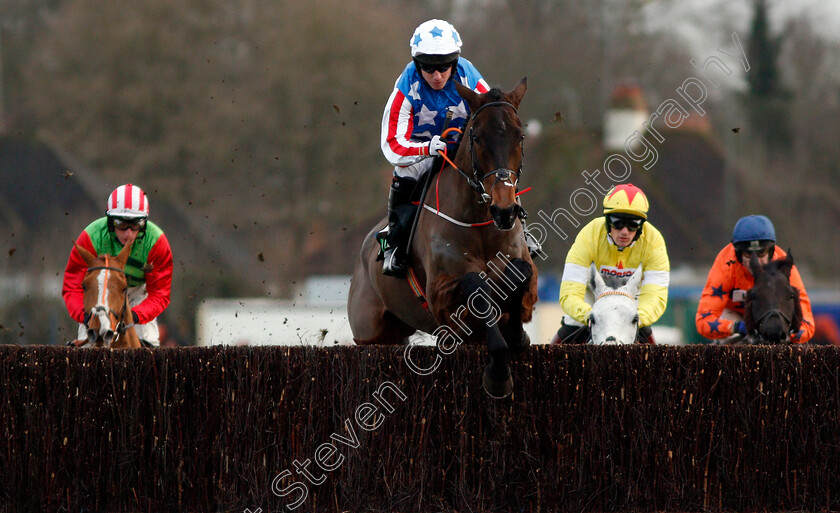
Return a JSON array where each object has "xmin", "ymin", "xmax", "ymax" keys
[
  {"xmin": 776, "ymin": 249, "xmax": 795, "ymax": 279},
  {"xmin": 589, "ymin": 263, "xmax": 606, "ymax": 293},
  {"xmin": 74, "ymin": 242, "xmax": 98, "ymax": 267},
  {"xmin": 781, "ymin": 248, "xmax": 795, "ymax": 278},
  {"xmin": 506, "ymin": 77, "xmax": 527, "ymax": 109},
  {"xmin": 115, "ymin": 240, "xmax": 133, "ymax": 267},
  {"xmin": 455, "ymin": 81, "xmax": 483, "ymax": 113},
  {"xmin": 624, "ymin": 265, "xmax": 644, "ymax": 293}
]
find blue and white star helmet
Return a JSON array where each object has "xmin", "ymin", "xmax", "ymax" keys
[{"xmin": 410, "ymin": 19, "xmax": 462, "ymax": 58}]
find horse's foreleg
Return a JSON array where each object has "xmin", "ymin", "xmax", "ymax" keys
[
  {"xmin": 112, "ymin": 327, "xmax": 143, "ymax": 349},
  {"xmin": 461, "ymin": 272, "xmax": 512, "ymax": 399},
  {"xmin": 500, "ymin": 257, "xmax": 534, "ymax": 353}
]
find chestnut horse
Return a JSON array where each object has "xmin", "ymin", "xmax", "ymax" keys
[
  {"xmin": 70, "ymin": 241, "xmax": 141, "ymax": 348},
  {"xmin": 348, "ymin": 78, "xmax": 538, "ymax": 398}
]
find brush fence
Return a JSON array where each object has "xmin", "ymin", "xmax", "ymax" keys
[{"xmin": 1, "ymin": 344, "xmax": 838, "ymax": 512}]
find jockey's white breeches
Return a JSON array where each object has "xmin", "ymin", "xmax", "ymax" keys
[{"xmin": 393, "ymin": 157, "xmax": 435, "ymax": 180}]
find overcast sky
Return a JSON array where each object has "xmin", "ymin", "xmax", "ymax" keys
[{"xmin": 642, "ymin": 0, "xmax": 840, "ymax": 54}]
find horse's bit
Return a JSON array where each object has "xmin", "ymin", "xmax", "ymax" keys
[{"xmin": 458, "ymin": 101, "xmax": 524, "ymax": 204}]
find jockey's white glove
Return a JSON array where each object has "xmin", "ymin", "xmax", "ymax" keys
[{"xmin": 428, "ymin": 135, "xmax": 447, "ymax": 156}]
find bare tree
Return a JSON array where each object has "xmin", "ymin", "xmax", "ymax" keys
[{"xmin": 23, "ymin": 0, "xmax": 406, "ymax": 292}]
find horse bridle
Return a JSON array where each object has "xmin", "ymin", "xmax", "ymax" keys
[
  {"xmin": 750, "ymin": 308, "xmax": 792, "ymax": 342},
  {"xmin": 458, "ymin": 101, "xmax": 524, "ymax": 203},
  {"xmin": 84, "ymin": 263, "xmax": 134, "ymax": 341},
  {"xmin": 587, "ymin": 290, "xmax": 639, "ymax": 343},
  {"xmin": 595, "ymin": 290, "xmax": 636, "ymax": 302}
]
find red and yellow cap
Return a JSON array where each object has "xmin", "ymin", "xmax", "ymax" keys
[{"xmin": 603, "ymin": 183, "xmax": 649, "ymax": 219}]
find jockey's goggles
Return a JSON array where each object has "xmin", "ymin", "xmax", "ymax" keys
[
  {"xmin": 112, "ymin": 217, "xmax": 146, "ymax": 231},
  {"xmin": 740, "ymin": 246, "xmax": 770, "ymax": 258},
  {"xmin": 607, "ymin": 215, "xmax": 643, "ymax": 231},
  {"xmin": 736, "ymin": 240, "xmax": 773, "ymax": 258},
  {"xmin": 419, "ymin": 62, "xmax": 455, "ymax": 74}
]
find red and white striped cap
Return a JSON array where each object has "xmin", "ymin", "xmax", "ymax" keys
[{"xmin": 106, "ymin": 184, "xmax": 149, "ymax": 218}]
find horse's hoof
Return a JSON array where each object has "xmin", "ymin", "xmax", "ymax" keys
[{"xmin": 483, "ymin": 367, "xmax": 513, "ymax": 399}]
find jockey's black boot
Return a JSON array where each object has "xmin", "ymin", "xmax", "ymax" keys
[
  {"xmin": 637, "ymin": 326, "xmax": 656, "ymax": 344},
  {"xmin": 382, "ymin": 176, "xmax": 417, "ymax": 277}
]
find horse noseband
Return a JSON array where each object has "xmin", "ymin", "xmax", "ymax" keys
[
  {"xmin": 752, "ymin": 308, "xmax": 793, "ymax": 342},
  {"xmin": 754, "ymin": 309, "xmax": 792, "ymax": 329},
  {"xmin": 474, "ymin": 168, "xmax": 517, "ymax": 204}
]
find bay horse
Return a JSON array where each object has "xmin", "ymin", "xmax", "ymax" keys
[
  {"xmin": 742, "ymin": 250, "xmax": 802, "ymax": 344},
  {"xmin": 348, "ymin": 78, "xmax": 538, "ymax": 398},
  {"xmin": 70, "ymin": 241, "xmax": 141, "ymax": 348}
]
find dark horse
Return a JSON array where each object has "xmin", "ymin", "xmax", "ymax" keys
[
  {"xmin": 741, "ymin": 250, "xmax": 803, "ymax": 344},
  {"xmin": 348, "ymin": 78, "xmax": 538, "ymax": 398}
]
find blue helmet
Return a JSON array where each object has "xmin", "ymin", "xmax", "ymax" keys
[{"xmin": 732, "ymin": 215, "xmax": 776, "ymax": 244}]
